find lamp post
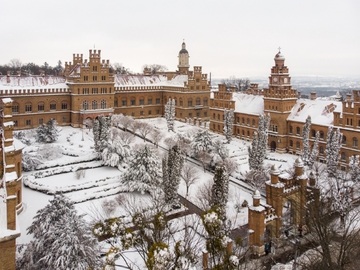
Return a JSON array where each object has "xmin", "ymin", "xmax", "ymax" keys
[{"xmin": 81, "ymin": 108, "xmax": 84, "ymax": 141}]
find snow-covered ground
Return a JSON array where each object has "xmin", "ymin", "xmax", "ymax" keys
[{"xmin": 17, "ymin": 117, "xmax": 296, "ymax": 268}]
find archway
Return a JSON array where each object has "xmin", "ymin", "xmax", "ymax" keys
[{"xmin": 270, "ymin": 141, "xmax": 277, "ymax": 152}]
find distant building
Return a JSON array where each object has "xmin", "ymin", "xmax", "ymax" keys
[
  {"xmin": 210, "ymin": 50, "xmax": 360, "ymax": 169},
  {"xmin": 0, "ymin": 42, "xmax": 210, "ymax": 129},
  {"xmin": 0, "ymin": 98, "xmax": 24, "ymax": 270}
]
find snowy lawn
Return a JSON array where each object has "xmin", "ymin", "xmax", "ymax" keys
[{"xmin": 18, "ymin": 117, "xmax": 297, "ymax": 269}]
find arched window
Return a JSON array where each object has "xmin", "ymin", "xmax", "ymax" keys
[
  {"xmin": 247, "ymin": 131, "xmax": 250, "ymax": 137},
  {"xmin": 196, "ymin": 98, "xmax": 201, "ymax": 106},
  {"xmin": 320, "ymin": 146, "xmax": 324, "ymax": 154},
  {"xmin": 38, "ymin": 102, "xmax": 45, "ymax": 111},
  {"xmin": 341, "ymin": 152, "xmax": 346, "ymax": 162},
  {"xmin": 242, "ymin": 130, "xmax": 244, "ymax": 136},
  {"xmin": 101, "ymin": 100, "xmax": 106, "ymax": 109},
  {"xmin": 353, "ymin": 137, "xmax": 358, "ymax": 148},
  {"xmin": 296, "ymin": 141, "xmax": 300, "ymax": 149},
  {"xmin": 252, "ymin": 119, "xmax": 256, "ymax": 127},
  {"xmin": 25, "ymin": 102, "xmax": 32, "ymax": 112},
  {"xmin": 179, "ymin": 98, "xmax": 183, "ymax": 106},
  {"xmin": 296, "ymin": 127, "xmax": 301, "ymax": 135},
  {"xmin": 188, "ymin": 99, "xmax": 193, "ymax": 107},
  {"xmin": 92, "ymin": 100, "xmax": 98, "ymax": 110},
  {"xmin": 311, "ymin": 129, "xmax": 316, "ymax": 137},
  {"xmin": 203, "ymin": 98, "xmax": 208, "ymax": 106},
  {"xmin": 289, "ymin": 140, "xmax": 293, "ymax": 147},
  {"xmin": 242, "ymin": 118, "xmax": 245, "ymax": 124},
  {"xmin": 342, "ymin": 135, "xmax": 347, "ymax": 145},
  {"xmin": 320, "ymin": 131, "xmax": 324, "ymax": 140},
  {"xmin": 174, "ymin": 98, "xmax": 177, "ymax": 106},
  {"xmin": 247, "ymin": 118, "xmax": 250, "ymax": 125},
  {"xmin": 289, "ymin": 125, "xmax": 293, "ymax": 133},
  {"xmin": 82, "ymin": 100, "xmax": 88, "ymax": 110},
  {"xmin": 213, "ymin": 113, "xmax": 215, "ymax": 119},
  {"xmin": 50, "ymin": 101, "xmax": 56, "ymax": 111}
]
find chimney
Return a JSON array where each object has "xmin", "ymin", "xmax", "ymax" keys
[
  {"xmin": 346, "ymin": 93, "xmax": 352, "ymax": 102},
  {"xmin": 310, "ymin": 92, "xmax": 316, "ymax": 100}
]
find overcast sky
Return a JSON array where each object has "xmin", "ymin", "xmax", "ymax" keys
[{"xmin": 1, "ymin": 0, "xmax": 359, "ymax": 79}]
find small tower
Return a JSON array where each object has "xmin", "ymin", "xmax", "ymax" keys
[{"xmin": 178, "ymin": 41, "xmax": 190, "ymax": 74}]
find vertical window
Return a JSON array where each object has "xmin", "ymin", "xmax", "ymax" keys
[
  {"xmin": 131, "ymin": 98, "xmax": 136, "ymax": 105},
  {"xmin": 179, "ymin": 99, "xmax": 183, "ymax": 106},
  {"xmin": 196, "ymin": 98, "xmax": 201, "ymax": 105},
  {"xmin": 121, "ymin": 99, "xmax": 127, "ymax": 106},
  {"xmin": 38, "ymin": 103, "xmax": 45, "ymax": 111},
  {"xmin": 50, "ymin": 103, "xmax": 56, "ymax": 111},
  {"xmin": 12, "ymin": 105, "xmax": 19, "ymax": 113},
  {"xmin": 92, "ymin": 100, "xmax": 98, "ymax": 110},
  {"xmin": 61, "ymin": 102, "xmax": 67, "ymax": 110},
  {"xmin": 84, "ymin": 76, "xmax": 88, "ymax": 81},
  {"xmin": 320, "ymin": 131, "xmax": 324, "ymax": 140},
  {"xmin": 341, "ymin": 152, "xmax": 346, "ymax": 162},
  {"xmin": 188, "ymin": 99, "xmax": 193, "ymax": 107},
  {"xmin": 62, "ymin": 117, "xmax": 66, "ymax": 123},
  {"xmin": 114, "ymin": 98, "xmax": 118, "ymax": 107},
  {"xmin": 101, "ymin": 100, "xmax": 106, "ymax": 109},
  {"xmin": 148, "ymin": 99, "xmax": 152, "ymax": 105},
  {"xmin": 82, "ymin": 100, "xmax": 89, "ymax": 110},
  {"xmin": 353, "ymin": 137, "xmax": 358, "ymax": 148},
  {"xmin": 139, "ymin": 99, "xmax": 144, "ymax": 105},
  {"xmin": 156, "ymin": 98, "xmax": 161, "ymax": 104},
  {"xmin": 25, "ymin": 103, "xmax": 32, "ymax": 112},
  {"xmin": 296, "ymin": 127, "xmax": 300, "ymax": 135},
  {"xmin": 14, "ymin": 120, "xmax": 18, "ymax": 127},
  {"xmin": 39, "ymin": 118, "xmax": 43, "ymax": 125},
  {"xmin": 101, "ymin": 76, "xmax": 106, "ymax": 81},
  {"xmin": 26, "ymin": 119, "xmax": 31, "ymax": 126}
]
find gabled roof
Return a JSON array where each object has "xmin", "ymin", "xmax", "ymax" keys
[
  {"xmin": 287, "ymin": 98, "xmax": 342, "ymax": 125},
  {"xmin": 114, "ymin": 74, "xmax": 187, "ymax": 87},
  {"xmin": 0, "ymin": 76, "xmax": 67, "ymax": 90}
]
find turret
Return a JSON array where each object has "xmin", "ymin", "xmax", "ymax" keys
[{"xmin": 178, "ymin": 41, "xmax": 190, "ymax": 74}]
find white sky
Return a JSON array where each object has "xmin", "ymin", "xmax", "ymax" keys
[{"xmin": 1, "ymin": 0, "xmax": 359, "ymax": 78}]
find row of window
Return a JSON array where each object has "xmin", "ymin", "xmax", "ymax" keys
[
  {"xmin": 83, "ymin": 75, "xmax": 107, "ymax": 82},
  {"xmin": 82, "ymin": 88, "xmax": 109, "ymax": 94},
  {"xmin": 114, "ymin": 97, "xmax": 208, "ymax": 107},
  {"xmin": 12, "ymin": 102, "xmax": 68, "ymax": 113},
  {"xmin": 82, "ymin": 100, "xmax": 107, "ymax": 110},
  {"xmin": 15, "ymin": 117, "xmax": 67, "ymax": 127}
]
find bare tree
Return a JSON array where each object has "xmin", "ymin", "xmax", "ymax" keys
[
  {"xmin": 222, "ymin": 157, "xmax": 238, "ymax": 176},
  {"xmin": 164, "ymin": 137, "xmax": 177, "ymax": 150},
  {"xmin": 196, "ymin": 179, "xmax": 213, "ymax": 210},
  {"xmin": 142, "ymin": 64, "xmax": 168, "ymax": 74},
  {"xmin": 197, "ymin": 150, "xmax": 212, "ymax": 172},
  {"xmin": 112, "ymin": 114, "xmax": 134, "ymax": 132},
  {"xmin": 118, "ymin": 130, "xmax": 134, "ymax": 144},
  {"xmin": 138, "ymin": 122, "xmax": 153, "ymax": 142},
  {"xmin": 9, "ymin": 58, "xmax": 22, "ymax": 69},
  {"xmin": 150, "ymin": 128, "xmax": 162, "ymax": 148},
  {"xmin": 83, "ymin": 118, "xmax": 93, "ymax": 131},
  {"xmin": 181, "ymin": 164, "xmax": 199, "ymax": 197}
]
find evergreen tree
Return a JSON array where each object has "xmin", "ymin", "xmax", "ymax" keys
[
  {"xmin": 309, "ymin": 131, "xmax": 320, "ymax": 167},
  {"xmin": 101, "ymin": 139, "xmax": 130, "ymax": 168},
  {"xmin": 122, "ymin": 145, "xmax": 162, "ymax": 194},
  {"xmin": 165, "ymin": 98, "xmax": 175, "ymax": 132},
  {"xmin": 349, "ymin": 155, "xmax": 360, "ymax": 183},
  {"xmin": 325, "ymin": 126, "xmax": 342, "ymax": 176},
  {"xmin": 210, "ymin": 165, "xmax": 229, "ymax": 220},
  {"xmin": 35, "ymin": 118, "xmax": 59, "ymax": 143},
  {"xmin": 302, "ymin": 115, "xmax": 311, "ymax": 166},
  {"xmin": 93, "ymin": 115, "xmax": 111, "ymax": 155},
  {"xmin": 191, "ymin": 129, "xmax": 213, "ymax": 156},
  {"xmin": 17, "ymin": 194, "xmax": 101, "ymax": 270},
  {"xmin": 223, "ymin": 109, "xmax": 234, "ymax": 143},
  {"xmin": 162, "ymin": 145, "xmax": 184, "ymax": 208},
  {"xmin": 248, "ymin": 114, "xmax": 270, "ymax": 171}
]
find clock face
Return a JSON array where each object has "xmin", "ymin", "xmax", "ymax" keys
[{"xmin": 273, "ymin": 77, "xmax": 278, "ymax": 83}]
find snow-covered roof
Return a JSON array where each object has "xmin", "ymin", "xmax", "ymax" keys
[
  {"xmin": 0, "ymin": 76, "xmax": 67, "ymax": 90},
  {"xmin": 114, "ymin": 74, "xmax": 187, "ymax": 87},
  {"xmin": 232, "ymin": 92, "xmax": 264, "ymax": 115},
  {"xmin": 2, "ymin": 98, "xmax": 12, "ymax": 104},
  {"xmin": 287, "ymin": 98, "xmax": 342, "ymax": 125}
]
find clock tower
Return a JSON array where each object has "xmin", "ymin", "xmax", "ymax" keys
[
  {"xmin": 178, "ymin": 41, "xmax": 190, "ymax": 74},
  {"xmin": 264, "ymin": 49, "xmax": 298, "ymax": 153}
]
